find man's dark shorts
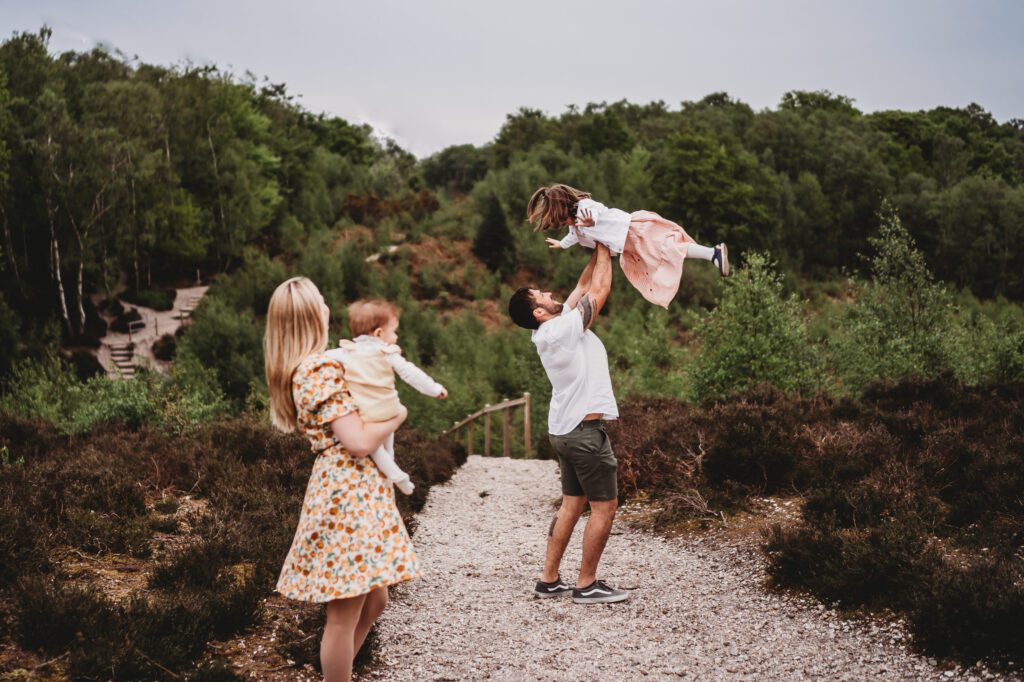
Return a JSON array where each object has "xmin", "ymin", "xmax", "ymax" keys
[{"xmin": 548, "ymin": 420, "xmax": 617, "ymax": 501}]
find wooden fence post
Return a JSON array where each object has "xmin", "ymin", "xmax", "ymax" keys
[
  {"xmin": 523, "ymin": 392, "xmax": 532, "ymax": 457},
  {"xmin": 484, "ymin": 407, "xmax": 492, "ymax": 456},
  {"xmin": 502, "ymin": 408, "xmax": 511, "ymax": 458},
  {"xmin": 467, "ymin": 420, "xmax": 474, "ymax": 454}
]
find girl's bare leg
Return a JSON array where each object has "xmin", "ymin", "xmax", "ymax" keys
[
  {"xmin": 354, "ymin": 586, "xmax": 389, "ymax": 654},
  {"xmin": 322, "ymin": 593, "xmax": 368, "ymax": 682}
]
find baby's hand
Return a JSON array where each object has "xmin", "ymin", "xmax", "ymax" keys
[
  {"xmin": 545, "ymin": 238, "xmax": 562, "ymax": 250},
  {"xmin": 575, "ymin": 208, "xmax": 595, "ymax": 228},
  {"xmin": 437, "ymin": 386, "xmax": 448, "ymax": 399}
]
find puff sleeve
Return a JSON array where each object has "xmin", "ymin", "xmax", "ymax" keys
[{"xmin": 293, "ymin": 355, "xmax": 355, "ymax": 427}]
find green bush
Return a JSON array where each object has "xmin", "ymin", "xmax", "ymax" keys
[
  {"xmin": 0, "ymin": 353, "xmax": 230, "ymax": 436},
  {"xmin": 121, "ymin": 288, "xmax": 176, "ymax": 311},
  {"xmin": 153, "ymin": 332, "xmax": 177, "ymax": 361},
  {"xmin": 688, "ymin": 252, "xmax": 820, "ymax": 402},
  {"xmin": 110, "ymin": 306, "xmax": 144, "ymax": 333},
  {"xmin": 0, "ymin": 292, "xmax": 20, "ymax": 375},
  {"xmin": 176, "ymin": 296, "xmax": 264, "ymax": 407}
]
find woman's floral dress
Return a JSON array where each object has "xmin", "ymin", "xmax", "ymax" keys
[{"xmin": 276, "ymin": 352, "xmax": 420, "ymax": 602}]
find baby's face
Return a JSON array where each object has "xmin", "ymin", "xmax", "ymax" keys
[{"xmin": 375, "ymin": 317, "xmax": 400, "ymax": 345}]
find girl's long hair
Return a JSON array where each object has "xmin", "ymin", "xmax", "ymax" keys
[
  {"xmin": 526, "ymin": 184, "xmax": 591, "ymax": 232},
  {"xmin": 265, "ymin": 276, "xmax": 329, "ymax": 432}
]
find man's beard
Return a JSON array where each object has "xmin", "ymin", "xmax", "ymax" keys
[{"xmin": 540, "ymin": 301, "xmax": 564, "ymax": 316}]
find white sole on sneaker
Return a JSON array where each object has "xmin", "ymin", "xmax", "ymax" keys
[
  {"xmin": 717, "ymin": 243, "xmax": 730, "ymax": 277},
  {"xmin": 534, "ymin": 590, "xmax": 571, "ymax": 599},
  {"xmin": 572, "ymin": 592, "xmax": 630, "ymax": 604}
]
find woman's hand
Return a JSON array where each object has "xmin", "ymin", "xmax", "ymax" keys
[
  {"xmin": 545, "ymin": 238, "xmax": 562, "ymax": 249},
  {"xmin": 575, "ymin": 208, "xmax": 595, "ymax": 228}
]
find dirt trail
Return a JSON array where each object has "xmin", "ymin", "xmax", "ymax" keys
[{"xmin": 366, "ymin": 456, "xmax": 994, "ymax": 681}]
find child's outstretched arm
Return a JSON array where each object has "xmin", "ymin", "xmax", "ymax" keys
[
  {"xmin": 388, "ymin": 353, "xmax": 447, "ymax": 398},
  {"xmin": 547, "ymin": 230, "xmax": 579, "ymax": 250}
]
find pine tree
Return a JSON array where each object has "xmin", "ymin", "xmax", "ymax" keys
[{"xmin": 472, "ymin": 194, "xmax": 516, "ymax": 277}]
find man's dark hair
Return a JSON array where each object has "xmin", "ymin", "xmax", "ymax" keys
[{"xmin": 508, "ymin": 287, "xmax": 540, "ymax": 330}]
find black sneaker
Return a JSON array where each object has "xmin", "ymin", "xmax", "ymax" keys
[
  {"xmin": 713, "ymin": 243, "xmax": 730, "ymax": 277},
  {"xmin": 572, "ymin": 579, "xmax": 630, "ymax": 604},
  {"xmin": 534, "ymin": 576, "xmax": 572, "ymax": 599}
]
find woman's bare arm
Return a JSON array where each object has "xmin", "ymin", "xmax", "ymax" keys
[{"xmin": 330, "ymin": 405, "xmax": 408, "ymax": 458}]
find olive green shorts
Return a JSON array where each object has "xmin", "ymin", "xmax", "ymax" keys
[{"xmin": 548, "ymin": 421, "xmax": 618, "ymax": 502}]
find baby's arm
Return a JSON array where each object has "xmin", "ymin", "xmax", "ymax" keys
[{"xmin": 387, "ymin": 353, "xmax": 446, "ymax": 398}]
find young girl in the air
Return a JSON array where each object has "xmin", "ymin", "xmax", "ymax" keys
[{"xmin": 527, "ymin": 184, "xmax": 729, "ymax": 308}]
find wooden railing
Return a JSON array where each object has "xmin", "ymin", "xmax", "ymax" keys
[
  {"xmin": 444, "ymin": 393, "xmax": 532, "ymax": 457},
  {"xmin": 127, "ymin": 319, "xmax": 145, "ymax": 343}
]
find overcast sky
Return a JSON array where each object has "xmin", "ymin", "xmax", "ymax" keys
[{"xmin": 3, "ymin": 0, "xmax": 1022, "ymax": 157}]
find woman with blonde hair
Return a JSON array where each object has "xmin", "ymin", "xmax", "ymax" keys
[{"xmin": 265, "ymin": 276, "xmax": 418, "ymax": 681}]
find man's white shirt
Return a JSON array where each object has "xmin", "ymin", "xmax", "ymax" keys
[{"xmin": 531, "ymin": 305, "xmax": 618, "ymax": 436}]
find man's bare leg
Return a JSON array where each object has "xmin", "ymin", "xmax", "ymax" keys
[
  {"xmin": 577, "ymin": 498, "xmax": 617, "ymax": 587},
  {"xmin": 541, "ymin": 495, "xmax": 587, "ymax": 582}
]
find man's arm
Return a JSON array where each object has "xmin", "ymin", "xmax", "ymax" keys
[
  {"xmin": 579, "ymin": 243, "xmax": 612, "ymax": 330},
  {"xmin": 565, "ymin": 248, "xmax": 599, "ymax": 310}
]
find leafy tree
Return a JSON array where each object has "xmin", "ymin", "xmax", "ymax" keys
[
  {"xmin": 688, "ymin": 253, "xmax": 820, "ymax": 402},
  {"xmin": 830, "ymin": 203, "xmax": 955, "ymax": 393}
]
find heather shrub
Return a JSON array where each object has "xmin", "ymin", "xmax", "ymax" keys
[
  {"xmin": 16, "ymin": 574, "xmax": 262, "ymax": 681},
  {"xmin": 688, "ymin": 253, "xmax": 820, "ymax": 403},
  {"xmin": 763, "ymin": 377, "xmax": 1024, "ymax": 663},
  {"xmin": 701, "ymin": 386, "xmax": 820, "ymax": 499},
  {"xmin": 2, "ymin": 410, "xmax": 464, "ymax": 678}
]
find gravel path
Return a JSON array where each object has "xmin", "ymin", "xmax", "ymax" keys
[{"xmin": 368, "ymin": 456, "xmax": 999, "ymax": 681}]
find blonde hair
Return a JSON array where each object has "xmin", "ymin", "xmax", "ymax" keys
[
  {"xmin": 526, "ymin": 184, "xmax": 592, "ymax": 232},
  {"xmin": 264, "ymin": 276, "xmax": 329, "ymax": 432},
  {"xmin": 348, "ymin": 299, "xmax": 400, "ymax": 338}
]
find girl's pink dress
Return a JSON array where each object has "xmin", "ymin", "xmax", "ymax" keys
[{"xmin": 620, "ymin": 211, "xmax": 696, "ymax": 308}]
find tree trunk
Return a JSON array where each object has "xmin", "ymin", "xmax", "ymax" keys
[
  {"xmin": 66, "ymin": 210, "xmax": 88, "ymax": 335},
  {"xmin": 0, "ymin": 203, "xmax": 19, "ymax": 283},
  {"xmin": 47, "ymin": 197, "xmax": 74, "ymax": 339},
  {"xmin": 207, "ymin": 119, "xmax": 230, "ymax": 267},
  {"xmin": 101, "ymin": 240, "xmax": 111, "ymax": 299},
  {"xmin": 129, "ymin": 154, "xmax": 140, "ymax": 292}
]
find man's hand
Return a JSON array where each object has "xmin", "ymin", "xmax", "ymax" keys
[
  {"xmin": 545, "ymin": 238, "xmax": 562, "ymax": 249},
  {"xmin": 437, "ymin": 386, "xmax": 448, "ymax": 399}
]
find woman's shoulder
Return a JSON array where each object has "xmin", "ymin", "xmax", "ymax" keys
[{"xmin": 293, "ymin": 351, "xmax": 344, "ymax": 385}]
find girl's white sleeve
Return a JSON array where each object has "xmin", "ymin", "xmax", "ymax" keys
[
  {"xmin": 559, "ymin": 230, "xmax": 580, "ymax": 249},
  {"xmin": 578, "ymin": 198, "xmax": 609, "ymax": 222},
  {"xmin": 387, "ymin": 353, "xmax": 445, "ymax": 397}
]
